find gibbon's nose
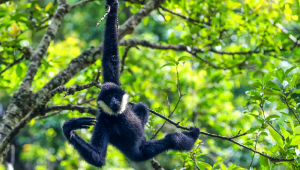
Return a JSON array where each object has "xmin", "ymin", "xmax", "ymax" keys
[
  {"xmin": 111, "ymin": 97, "xmax": 119, "ymax": 105},
  {"xmin": 110, "ymin": 97, "xmax": 120, "ymax": 111}
]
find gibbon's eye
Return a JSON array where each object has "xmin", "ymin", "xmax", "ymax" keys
[{"xmin": 106, "ymin": 93, "xmax": 112, "ymax": 99}]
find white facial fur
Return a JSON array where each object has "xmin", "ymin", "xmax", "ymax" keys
[{"xmin": 97, "ymin": 94, "xmax": 129, "ymax": 115}]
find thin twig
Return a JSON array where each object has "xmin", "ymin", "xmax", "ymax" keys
[
  {"xmin": 120, "ymin": 46, "xmax": 132, "ymax": 73},
  {"xmin": 0, "ymin": 56, "xmax": 25, "ymax": 76},
  {"xmin": 36, "ymin": 111, "xmax": 63, "ymax": 119},
  {"xmin": 96, "ymin": 5, "xmax": 111, "ymax": 27},
  {"xmin": 285, "ymin": 97, "xmax": 300, "ymax": 124},
  {"xmin": 77, "ymin": 97, "xmax": 97, "ymax": 105},
  {"xmin": 260, "ymin": 101, "xmax": 285, "ymax": 141},
  {"xmin": 159, "ymin": 6, "xmax": 207, "ymax": 28},
  {"xmin": 248, "ymin": 135, "xmax": 259, "ymax": 170},
  {"xmin": 128, "ymin": 102, "xmax": 294, "ymax": 162},
  {"xmin": 151, "ymin": 67, "xmax": 183, "ymax": 139},
  {"xmin": 69, "ymin": 0, "xmax": 95, "ymax": 10}
]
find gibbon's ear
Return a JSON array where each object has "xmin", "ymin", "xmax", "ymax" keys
[{"xmin": 97, "ymin": 94, "xmax": 129, "ymax": 115}]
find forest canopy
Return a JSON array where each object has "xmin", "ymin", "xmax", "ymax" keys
[{"xmin": 0, "ymin": 0, "xmax": 300, "ymax": 169}]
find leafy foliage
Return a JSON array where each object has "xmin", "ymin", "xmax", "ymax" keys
[{"xmin": 0, "ymin": 0, "xmax": 300, "ymax": 169}]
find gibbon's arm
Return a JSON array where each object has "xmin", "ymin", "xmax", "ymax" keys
[
  {"xmin": 102, "ymin": 0, "xmax": 120, "ymax": 85},
  {"xmin": 62, "ymin": 118, "xmax": 109, "ymax": 167}
]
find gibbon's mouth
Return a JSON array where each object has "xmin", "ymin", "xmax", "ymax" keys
[{"xmin": 97, "ymin": 94, "xmax": 129, "ymax": 115}]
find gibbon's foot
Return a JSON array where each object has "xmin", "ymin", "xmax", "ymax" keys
[
  {"xmin": 182, "ymin": 127, "xmax": 200, "ymax": 140},
  {"xmin": 165, "ymin": 127, "xmax": 200, "ymax": 151},
  {"xmin": 62, "ymin": 117, "xmax": 97, "ymax": 133}
]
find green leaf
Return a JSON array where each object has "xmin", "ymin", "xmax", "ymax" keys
[
  {"xmin": 246, "ymin": 126, "xmax": 260, "ymax": 134},
  {"xmin": 259, "ymin": 155, "xmax": 270, "ymax": 167},
  {"xmin": 285, "ymin": 66, "xmax": 297, "ymax": 77},
  {"xmin": 294, "ymin": 126, "xmax": 300, "ymax": 135},
  {"xmin": 279, "ymin": 125, "xmax": 290, "ymax": 139},
  {"xmin": 45, "ymin": 2, "xmax": 52, "ymax": 12},
  {"xmin": 251, "ymin": 81, "xmax": 262, "ymax": 88},
  {"xmin": 268, "ymin": 127, "xmax": 284, "ymax": 148},
  {"xmin": 262, "ymin": 89, "xmax": 284, "ymax": 97},
  {"xmin": 287, "ymin": 118, "xmax": 294, "ymax": 132},
  {"xmin": 212, "ymin": 159, "xmax": 226, "ymax": 169},
  {"xmin": 16, "ymin": 65, "xmax": 23, "ymax": 77},
  {"xmin": 275, "ymin": 68, "xmax": 285, "ymax": 83},
  {"xmin": 291, "ymin": 73, "xmax": 300, "ymax": 88},
  {"xmin": 292, "ymin": 89, "xmax": 300, "ymax": 94},
  {"xmin": 253, "ymin": 70, "xmax": 264, "ymax": 81},
  {"xmin": 161, "ymin": 63, "xmax": 175, "ymax": 68},
  {"xmin": 290, "ymin": 136, "xmax": 300, "ymax": 145},
  {"xmin": 265, "ymin": 115, "xmax": 280, "ymax": 121},
  {"xmin": 163, "ymin": 56, "xmax": 177, "ymax": 65},
  {"xmin": 276, "ymin": 104, "xmax": 288, "ymax": 111},
  {"xmin": 266, "ymin": 81, "xmax": 281, "ymax": 90},
  {"xmin": 259, "ymin": 132, "xmax": 268, "ymax": 136},
  {"xmin": 198, "ymin": 162, "xmax": 212, "ymax": 170},
  {"xmin": 263, "ymin": 74, "xmax": 272, "ymax": 83},
  {"xmin": 177, "ymin": 56, "xmax": 193, "ymax": 62}
]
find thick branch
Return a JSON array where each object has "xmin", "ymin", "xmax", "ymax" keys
[
  {"xmin": 151, "ymin": 158, "xmax": 165, "ymax": 170},
  {"xmin": 0, "ymin": 105, "xmax": 97, "ymax": 153},
  {"xmin": 45, "ymin": 105, "xmax": 98, "ymax": 115},
  {"xmin": 16, "ymin": 2, "xmax": 69, "ymax": 95}
]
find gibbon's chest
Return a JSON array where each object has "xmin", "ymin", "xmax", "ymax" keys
[{"xmin": 105, "ymin": 111, "xmax": 144, "ymax": 146}]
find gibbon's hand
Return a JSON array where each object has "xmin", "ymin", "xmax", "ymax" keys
[{"xmin": 62, "ymin": 117, "xmax": 97, "ymax": 133}]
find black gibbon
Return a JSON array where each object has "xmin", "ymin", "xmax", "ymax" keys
[{"xmin": 62, "ymin": 0, "xmax": 200, "ymax": 167}]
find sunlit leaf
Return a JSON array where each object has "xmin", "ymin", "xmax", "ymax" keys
[
  {"xmin": 266, "ymin": 81, "xmax": 281, "ymax": 90},
  {"xmin": 268, "ymin": 127, "xmax": 284, "ymax": 148}
]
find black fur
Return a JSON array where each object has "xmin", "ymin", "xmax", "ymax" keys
[{"xmin": 62, "ymin": 0, "xmax": 200, "ymax": 167}]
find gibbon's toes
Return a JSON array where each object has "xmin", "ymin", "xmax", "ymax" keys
[
  {"xmin": 189, "ymin": 127, "xmax": 200, "ymax": 136},
  {"xmin": 182, "ymin": 127, "xmax": 200, "ymax": 140}
]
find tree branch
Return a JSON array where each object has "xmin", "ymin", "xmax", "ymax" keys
[
  {"xmin": 119, "ymin": 39, "xmax": 261, "ymax": 55},
  {"xmin": 16, "ymin": 2, "xmax": 69, "ymax": 95},
  {"xmin": 120, "ymin": 39, "xmax": 260, "ymax": 69},
  {"xmin": 151, "ymin": 158, "xmax": 165, "ymax": 170},
  {"xmin": 45, "ymin": 105, "xmax": 98, "ymax": 115}
]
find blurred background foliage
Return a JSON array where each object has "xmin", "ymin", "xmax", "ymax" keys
[{"xmin": 0, "ymin": 0, "xmax": 300, "ymax": 169}]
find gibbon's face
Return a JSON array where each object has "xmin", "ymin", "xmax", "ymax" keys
[
  {"xmin": 97, "ymin": 83, "xmax": 129, "ymax": 115},
  {"xmin": 105, "ymin": 92, "xmax": 123, "ymax": 112}
]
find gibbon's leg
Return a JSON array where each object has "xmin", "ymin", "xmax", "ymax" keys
[
  {"xmin": 62, "ymin": 117, "xmax": 109, "ymax": 167},
  {"xmin": 132, "ymin": 102, "xmax": 149, "ymax": 126},
  {"xmin": 130, "ymin": 127, "xmax": 200, "ymax": 162}
]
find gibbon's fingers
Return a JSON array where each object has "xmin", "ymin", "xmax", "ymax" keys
[
  {"xmin": 76, "ymin": 117, "xmax": 96, "ymax": 120},
  {"xmin": 80, "ymin": 125, "xmax": 93, "ymax": 129}
]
